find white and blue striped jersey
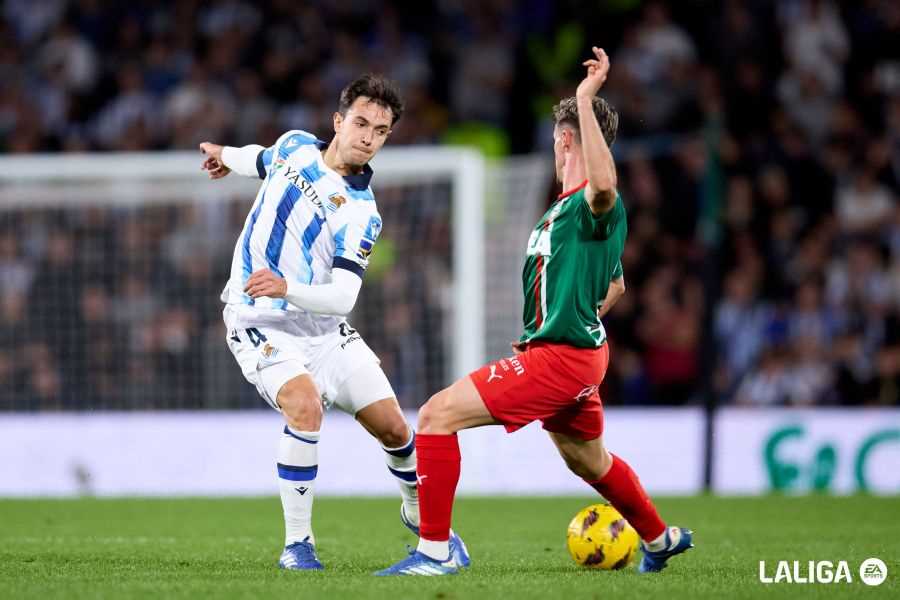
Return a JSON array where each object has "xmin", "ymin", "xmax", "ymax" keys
[{"xmin": 221, "ymin": 129, "xmax": 382, "ymax": 336}]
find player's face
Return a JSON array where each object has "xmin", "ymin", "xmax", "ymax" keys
[{"xmin": 333, "ymin": 97, "xmax": 393, "ymax": 167}]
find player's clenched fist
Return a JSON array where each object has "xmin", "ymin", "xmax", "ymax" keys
[
  {"xmin": 199, "ymin": 142, "xmax": 231, "ymax": 179},
  {"xmin": 244, "ymin": 269, "xmax": 287, "ymax": 299}
]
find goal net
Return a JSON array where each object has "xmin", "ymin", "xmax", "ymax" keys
[{"xmin": 0, "ymin": 149, "xmax": 550, "ymax": 411}]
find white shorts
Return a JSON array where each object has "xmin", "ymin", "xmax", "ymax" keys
[{"xmin": 223, "ymin": 305, "xmax": 395, "ymax": 415}]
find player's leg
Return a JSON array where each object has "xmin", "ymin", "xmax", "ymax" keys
[
  {"xmin": 273, "ymin": 372, "xmax": 323, "ymax": 551},
  {"xmin": 224, "ymin": 317, "xmax": 323, "ymax": 569},
  {"xmin": 413, "ymin": 377, "xmax": 496, "ymax": 559},
  {"xmin": 338, "ymin": 362, "xmax": 420, "ymax": 530},
  {"xmin": 548, "ymin": 430, "xmax": 693, "ymax": 572},
  {"xmin": 379, "ymin": 344, "xmax": 576, "ymax": 576},
  {"xmin": 375, "ymin": 375, "xmax": 492, "ymax": 575}
]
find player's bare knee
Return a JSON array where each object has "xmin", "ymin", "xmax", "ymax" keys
[
  {"xmin": 279, "ymin": 384, "xmax": 323, "ymax": 431},
  {"xmin": 282, "ymin": 400, "xmax": 322, "ymax": 431},
  {"xmin": 377, "ymin": 419, "xmax": 411, "ymax": 448},
  {"xmin": 418, "ymin": 390, "xmax": 450, "ymax": 434}
]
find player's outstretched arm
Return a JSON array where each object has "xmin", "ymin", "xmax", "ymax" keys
[
  {"xmin": 244, "ymin": 268, "xmax": 363, "ymax": 316},
  {"xmin": 200, "ymin": 142, "xmax": 266, "ymax": 179},
  {"xmin": 575, "ymin": 46, "xmax": 617, "ymax": 215}
]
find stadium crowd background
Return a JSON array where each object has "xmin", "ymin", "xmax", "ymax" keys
[{"xmin": 0, "ymin": 0, "xmax": 898, "ymax": 410}]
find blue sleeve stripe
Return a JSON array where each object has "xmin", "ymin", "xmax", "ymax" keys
[
  {"xmin": 277, "ymin": 463, "xmax": 318, "ymax": 481},
  {"xmin": 333, "ymin": 256, "xmax": 364, "ymax": 278},
  {"xmin": 255, "ymin": 149, "xmax": 269, "ymax": 179}
]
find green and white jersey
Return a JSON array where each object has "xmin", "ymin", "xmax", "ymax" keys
[{"xmin": 520, "ymin": 181, "xmax": 627, "ymax": 348}]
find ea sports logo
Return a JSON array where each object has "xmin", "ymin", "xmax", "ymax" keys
[{"xmin": 859, "ymin": 558, "xmax": 887, "ymax": 586}]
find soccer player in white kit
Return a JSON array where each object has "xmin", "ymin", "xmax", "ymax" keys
[{"xmin": 198, "ymin": 75, "xmax": 468, "ymax": 571}]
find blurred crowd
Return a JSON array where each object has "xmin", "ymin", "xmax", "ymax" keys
[
  {"xmin": 1, "ymin": 0, "xmax": 899, "ymax": 408},
  {"xmin": 597, "ymin": 0, "xmax": 900, "ymax": 406},
  {"xmin": 0, "ymin": 183, "xmax": 453, "ymax": 410}
]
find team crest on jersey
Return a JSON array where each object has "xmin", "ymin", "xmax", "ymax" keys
[
  {"xmin": 261, "ymin": 343, "xmax": 278, "ymax": 359},
  {"xmin": 327, "ymin": 193, "xmax": 347, "ymax": 212},
  {"xmin": 272, "ymin": 156, "xmax": 286, "ymax": 172}
]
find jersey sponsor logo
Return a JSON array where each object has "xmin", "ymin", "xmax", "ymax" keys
[
  {"xmin": 508, "ymin": 356, "xmax": 525, "ymax": 376},
  {"xmin": 496, "ymin": 357, "xmax": 524, "ymax": 376},
  {"xmin": 326, "ymin": 193, "xmax": 347, "ymax": 212},
  {"xmin": 282, "ymin": 165, "xmax": 322, "ymax": 206},
  {"xmin": 486, "ymin": 364, "xmax": 504, "ymax": 383},
  {"xmin": 339, "ymin": 324, "xmax": 361, "ymax": 349}
]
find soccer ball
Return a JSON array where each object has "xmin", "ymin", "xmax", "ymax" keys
[{"xmin": 566, "ymin": 503, "xmax": 640, "ymax": 569}]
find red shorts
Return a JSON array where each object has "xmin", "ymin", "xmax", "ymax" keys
[{"xmin": 471, "ymin": 341, "xmax": 610, "ymax": 441}]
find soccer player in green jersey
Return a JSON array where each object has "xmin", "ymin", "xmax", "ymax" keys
[{"xmin": 378, "ymin": 47, "xmax": 693, "ymax": 576}]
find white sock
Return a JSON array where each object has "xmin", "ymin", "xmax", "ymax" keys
[
  {"xmin": 417, "ymin": 538, "xmax": 450, "ymax": 562},
  {"xmin": 277, "ymin": 426, "xmax": 319, "ymax": 546},
  {"xmin": 382, "ymin": 428, "xmax": 419, "ymax": 527},
  {"xmin": 645, "ymin": 526, "xmax": 676, "ymax": 552}
]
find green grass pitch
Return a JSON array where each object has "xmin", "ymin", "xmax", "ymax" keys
[{"xmin": 1, "ymin": 496, "xmax": 896, "ymax": 599}]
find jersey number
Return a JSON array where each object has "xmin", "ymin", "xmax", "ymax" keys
[
  {"xmin": 245, "ymin": 327, "xmax": 268, "ymax": 347},
  {"xmin": 526, "ymin": 228, "xmax": 552, "ymax": 256},
  {"xmin": 229, "ymin": 327, "xmax": 268, "ymax": 347}
]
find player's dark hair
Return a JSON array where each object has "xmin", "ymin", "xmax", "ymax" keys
[
  {"xmin": 552, "ymin": 96, "xmax": 618, "ymax": 147},
  {"xmin": 339, "ymin": 74, "xmax": 404, "ymax": 126}
]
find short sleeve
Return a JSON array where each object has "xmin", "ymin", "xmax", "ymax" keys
[
  {"xmin": 612, "ymin": 260, "xmax": 623, "ymax": 280},
  {"xmin": 256, "ymin": 130, "xmax": 320, "ymax": 178},
  {"xmin": 331, "ymin": 205, "xmax": 382, "ymax": 278},
  {"xmin": 577, "ymin": 191, "xmax": 625, "ymax": 240}
]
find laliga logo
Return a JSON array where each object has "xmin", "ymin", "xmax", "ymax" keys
[{"xmin": 758, "ymin": 557, "xmax": 887, "ymax": 585}]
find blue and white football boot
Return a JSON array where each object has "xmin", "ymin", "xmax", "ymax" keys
[
  {"xmin": 638, "ymin": 526, "xmax": 694, "ymax": 573},
  {"xmin": 278, "ymin": 537, "xmax": 324, "ymax": 571},
  {"xmin": 401, "ymin": 504, "xmax": 471, "ymax": 568},
  {"xmin": 375, "ymin": 548, "xmax": 460, "ymax": 577}
]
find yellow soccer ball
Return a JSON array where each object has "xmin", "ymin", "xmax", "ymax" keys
[{"xmin": 566, "ymin": 503, "xmax": 640, "ymax": 569}]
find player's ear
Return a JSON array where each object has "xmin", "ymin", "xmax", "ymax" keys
[{"xmin": 333, "ymin": 111, "xmax": 343, "ymax": 133}]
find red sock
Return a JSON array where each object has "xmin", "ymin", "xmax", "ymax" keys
[
  {"xmin": 415, "ymin": 433, "xmax": 461, "ymax": 542},
  {"xmin": 586, "ymin": 453, "xmax": 666, "ymax": 541}
]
